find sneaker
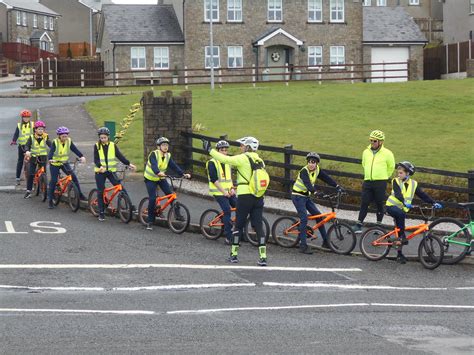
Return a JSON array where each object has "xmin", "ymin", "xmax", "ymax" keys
[
  {"xmin": 146, "ymin": 223, "xmax": 153, "ymax": 231},
  {"xmin": 257, "ymin": 258, "xmax": 267, "ymax": 267},
  {"xmin": 321, "ymin": 241, "xmax": 332, "ymax": 250},
  {"xmin": 396, "ymin": 253, "xmax": 407, "ymax": 264},
  {"xmin": 24, "ymin": 191, "xmax": 31, "ymax": 199},
  {"xmin": 299, "ymin": 245, "xmax": 313, "ymax": 255},
  {"xmin": 228, "ymin": 256, "xmax": 239, "ymax": 263},
  {"xmin": 16, "ymin": 178, "xmax": 20, "ymax": 186},
  {"xmin": 352, "ymin": 223, "xmax": 363, "ymax": 234},
  {"xmin": 48, "ymin": 200, "xmax": 54, "ymax": 209},
  {"xmin": 98, "ymin": 214, "xmax": 105, "ymax": 222}
]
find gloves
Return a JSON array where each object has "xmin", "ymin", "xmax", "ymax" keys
[
  {"xmin": 336, "ymin": 185, "xmax": 345, "ymax": 193},
  {"xmin": 201, "ymin": 139, "xmax": 212, "ymax": 154},
  {"xmin": 10, "ymin": 141, "xmax": 16, "ymax": 146},
  {"xmin": 433, "ymin": 203, "xmax": 443, "ymax": 209},
  {"xmin": 404, "ymin": 202, "xmax": 413, "ymax": 209}
]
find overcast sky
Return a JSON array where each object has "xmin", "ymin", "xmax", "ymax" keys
[{"xmin": 112, "ymin": 0, "xmax": 157, "ymax": 4}]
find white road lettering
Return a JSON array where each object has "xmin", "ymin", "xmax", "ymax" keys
[
  {"xmin": 0, "ymin": 221, "xmax": 27, "ymax": 234},
  {"xmin": 30, "ymin": 221, "xmax": 67, "ymax": 234}
]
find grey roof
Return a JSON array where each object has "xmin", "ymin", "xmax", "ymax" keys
[
  {"xmin": 102, "ymin": 4, "xmax": 184, "ymax": 43},
  {"xmin": 79, "ymin": 0, "xmax": 113, "ymax": 12},
  {"xmin": 363, "ymin": 7, "xmax": 427, "ymax": 43},
  {"xmin": 253, "ymin": 27, "xmax": 281, "ymax": 44},
  {"xmin": 0, "ymin": 0, "xmax": 59, "ymax": 15}
]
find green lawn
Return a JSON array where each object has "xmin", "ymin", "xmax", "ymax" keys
[{"xmin": 85, "ymin": 80, "xmax": 474, "ymax": 173}]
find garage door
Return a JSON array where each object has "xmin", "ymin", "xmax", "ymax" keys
[{"xmin": 371, "ymin": 47, "xmax": 409, "ymax": 83}]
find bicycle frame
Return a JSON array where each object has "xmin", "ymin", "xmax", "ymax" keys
[
  {"xmin": 102, "ymin": 184, "xmax": 124, "ymax": 206},
  {"xmin": 208, "ymin": 208, "xmax": 237, "ymax": 228},
  {"xmin": 33, "ymin": 165, "xmax": 45, "ymax": 185},
  {"xmin": 56, "ymin": 174, "xmax": 73, "ymax": 195},
  {"xmin": 371, "ymin": 223, "xmax": 429, "ymax": 247},
  {"xmin": 445, "ymin": 221, "xmax": 474, "ymax": 247}
]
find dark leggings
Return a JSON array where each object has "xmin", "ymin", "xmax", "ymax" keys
[
  {"xmin": 145, "ymin": 178, "xmax": 173, "ymax": 224},
  {"xmin": 95, "ymin": 171, "xmax": 122, "ymax": 214},
  {"xmin": 215, "ymin": 195, "xmax": 237, "ymax": 241},
  {"xmin": 386, "ymin": 205, "xmax": 406, "ymax": 238},
  {"xmin": 16, "ymin": 145, "xmax": 26, "ymax": 179},
  {"xmin": 357, "ymin": 180, "xmax": 387, "ymax": 223},
  {"xmin": 233, "ymin": 194, "xmax": 265, "ymax": 247},
  {"xmin": 48, "ymin": 164, "xmax": 83, "ymax": 201},
  {"xmin": 26, "ymin": 156, "xmax": 47, "ymax": 191}
]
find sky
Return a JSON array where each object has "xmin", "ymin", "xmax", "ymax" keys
[{"xmin": 112, "ymin": 0, "xmax": 157, "ymax": 3}]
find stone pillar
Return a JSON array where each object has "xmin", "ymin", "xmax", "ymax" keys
[
  {"xmin": 142, "ymin": 90, "xmax": 193, "ymax": 170},
  {"xmin": 467, "ymin": 60, "xmax": 474, "ymax": 78},
  {"xmin": 408, "ymin": 59, "xmax": 418, "ymax": 81}
]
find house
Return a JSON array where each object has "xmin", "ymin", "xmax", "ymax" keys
[
  {"xmin": 97, "ymin": 4, "xmax": 184, "ymax": 85},
  {"xmin": 442, "ymin": 0, "xmax": 474, "ymax": 43},
  {"xmin": 0, "ymin": 0, "xmax": 59, "ymax": 53},
  {"xmin": 363, "ymin": 7, "xmax": 427, "ymax": 82}
]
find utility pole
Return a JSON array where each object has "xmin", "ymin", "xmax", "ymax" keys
[{"xmin": 209, "ymin": 0, "xmax": 215, "ymax": 91}]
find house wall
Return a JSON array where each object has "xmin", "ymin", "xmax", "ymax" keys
[
  {"xmin": 443, "ymin": 0, "xmax": 474, "ymax": 43},
  {"xmin": 0, "ymin": 6, "xmax": 7, "ymax": 42},
  {"xmin": 364, "ymin": 0, "xmax": 442, "ymax": 19},
  {"xmin": 163, "ymin": 0, "xmax": 184, "ymax": 32}
]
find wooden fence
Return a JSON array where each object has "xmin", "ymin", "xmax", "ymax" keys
[
  {"xmin": 1, "ymin": 42, "xmax": 56, "ymax": 63},
  {"xmin": 424, "ymin": 40, "xmax": 474, "ymax": 80},
  {"xmin": 0, "ymin": 60, "xmax": 7, "ymax": 77}
]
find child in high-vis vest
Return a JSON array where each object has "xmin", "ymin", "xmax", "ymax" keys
[
  {"xmin": 386, "ymin": 161, "xmax": 442, "ymax": 264},
  {"xmin": 206, "ymin": 140, "xmax": 236, "ymax": 244},
  {"xmin": 292, "ymin": 152, "xmax": 344, "ymax": 254},
  {"xmin": 10, "ymin": 110, "xmax": 34, "ymax": 185},
  {"xmin": 94, "ymin": 127, "xmax": 136, "ymax": 221}
]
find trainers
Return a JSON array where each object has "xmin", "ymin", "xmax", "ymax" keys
[
  {"xmin": 146, "ymin": 223, "xmax": 153, "ymax": 231},
  {"xmin": 24, "ymin": 191, "xmax": 31, "ymax": 199},
  {"xmin": 228, "ymin": 256, "xmax": 239, "ymax": 263},
  {"xmin": 299, "ymin": 245, "xmax": 313, "ymax": 255},
  {"xmin": 352, "ymin": 223, "xmax": 363, "ymax": 234},
  {"xmin": 321, "ymin": 241, "xmax": 332, "ymax": 250},
  {"xmin": 396, "ymin": 253, "xmax": 407, "ymax": 264},
  {"xmin": 98, "ymin": 214, "xmax": 105, "ymax": 222},
  {"xmin": 257, "ymin": 258, "xmax": 267, "ymax": 266},
  {"xmin": 16, "ymin": 178, "xmax": 20, "ymax": 186},
  {"xmin": 48, "ymin": 200, "xmax": 54, "ymax": 209}
]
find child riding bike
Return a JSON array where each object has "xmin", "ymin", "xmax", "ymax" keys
[
  {"xmin": 94, "ymin": 127, "xmax": 136, "ymax": 221},
  {"xmin": 24, "ymin": 120, "xmax": 51, "ymax": 199},
  {"xmin": 292, "ymin": 152, "xmax": 345, "ymax": 254},
  {"xmin": 47, "ymin": 126, "xmax": 87, "ymax": 209},
  {"xmin": 10, "ymin": 109, "xmax": 34, "ymax": 185},
  {"xmin": 386, "ymin": 161, "xmax": 443, "ymax": 264}
]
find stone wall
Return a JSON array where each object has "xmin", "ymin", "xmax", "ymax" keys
[
  {"xmin": 467, "ymin": 59, "xmax": 474, "ymax": 78},
  {"xmin": 142, "ymin": 90, "xmax": 193, "ymax": 170}
]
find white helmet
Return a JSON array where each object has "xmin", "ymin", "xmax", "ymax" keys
[{"xmin": 237, "ymin": 136, "xmax": 259, "ymax": 151}]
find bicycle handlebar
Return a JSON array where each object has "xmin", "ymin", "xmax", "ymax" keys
[{"xmin": 412, "ymin": 205, "xmax": 436, "ymax": 222}]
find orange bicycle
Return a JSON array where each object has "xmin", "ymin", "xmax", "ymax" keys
[
  {"xmin": 51, "ymin": 159, "xmax": 81, "ymax": 212},
  {"xmin": 31, "ymin": 156, "xmax": 47, "ymax": 202},
  {"xmin": 271, "ymin": 192, "xmax": 356, "ymax": 254},
  {"xmin": 87, "ymin": 168, "xmax": 133, "ymax": 223},
  {"xmin": 137, "ymin": 176, "xmax": 190, "ymax": 234},
  {"xmin": 359, "ymin": 206, "xmax": 444, "ymax": 269}
]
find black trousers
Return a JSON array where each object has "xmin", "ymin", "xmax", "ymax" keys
[
  {"xmin": 26, "ymin": 156, "xmax": 47, "ymax": 191},
  {"xmin": 95, "ymin": 171, "xmax": 122, "ymax": 214},
  {"xmin": 16, "ymin": 145, "xmax": 26, "ymax": 179},
  {"xmin": 357, "ymin": 180, "xmax": 387, "ymax": 223},
  {"xmin": 233, "ymin": 194, "xmax": 265, "ymax": 247}
]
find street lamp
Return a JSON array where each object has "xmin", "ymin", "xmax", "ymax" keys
[{"xmin": 208, "ymin": 0, "xmax": 215, "ymax": 91}]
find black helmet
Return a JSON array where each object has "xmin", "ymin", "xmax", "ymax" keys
[
  {"xmin": 216, "ymin": 140, "xmax": 230, "ymax": 150},
  {"xmin": 397, "ymin": 161, "xmax": 415, "ymax": 175},
  {"xmin": 156, "ymin": 137, "xmax": 170, "ymax": 145},
  {"xmin": 306, "ymin": 152, "xmax": 320, "ymax": 162},
  {"xmin": 97, "ymin": 127, "xmax": 110, "ymax": 136}
]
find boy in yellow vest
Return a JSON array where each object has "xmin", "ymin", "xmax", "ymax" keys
[
  {"xmin": 10, "ymin": 109, "xmax": 34, "ymax": 185},
  {"xmin": 386, "ymin": 161, "xmax": 442, "ymax": 264},
  {"xmin": 94, "ymin": 127, "xmax": 136, "ymax": 221},
  {"xmin": 292, "ymin": 152, "xmax": 344, "ymax": 254},
  {"xmin": 144, "ymin": 137, "xmax": 191, "ymax": 230},
  {"xmin": 206, "ymin": 140, "xmax": 236, "ymax": 244}
]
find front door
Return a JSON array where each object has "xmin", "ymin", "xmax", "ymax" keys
[{"xmin": 266, "ymin": 46, "xmax": 291, "ymax": 81}]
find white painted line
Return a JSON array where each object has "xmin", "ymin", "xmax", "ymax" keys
[
  {"xmin": 263, "ymin": 282, "xmax": 453, "ymax": 291},
  {"xmin": 0, "ymin": 264, "xmax": 362, "ymax": 272},
  {"xmin": 0, "ymin": 186, "xmax": 16, "ymax": 191},
  {"xmin": 371, "ymin": 303, "xmax": 474, "ymax": 310},
  {"xmin": 0, "ymin": 283, "xmax": 256, "ymax": 292},
  {"xmin": 167, "ymin": 303, "xmax": 369, "ymax": 315},
  {"xmin": 0, "ymin": 308, "xmax": 155, "ymax": 315}
]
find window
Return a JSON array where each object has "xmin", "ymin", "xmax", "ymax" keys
[
  {"xmin": 227, "ymin": 0, "xmax": 242, "ymax": 22},
  {"xmin": 205, "ymin": 46, "xmax": 220, "ymax": 68},
  {"xmin": 153, "ymin": 47, "xmax": 169, "ymax": 69},
  {"xmin": 204, "ymin": 0, "xmax": 219, "ymax": 22},
  {"xmin": 33, "ymin": 14, "xmax": 37, "ymax": 28},
  {"xmin": 330, "ymin": 0, "xmax": 344, "ymax": 22},
  {"xmin": 49, "ymin": 42, "xmax": 54, "ymax": 52},
  {"xmin": 17, "ymin": 37, "xmax": 22, "ymax": 44},
  {"xmin": 16, "ymin": 11, "xmax": 21, "ymax": 25},
  {"xmin": 131, "ymin": 47, "xmax": 146, "ymax": 69},
  {"xmin": 308, "ymin": 0, "xmax": 322, "ymax": 22},
  {"xmin": 330, "ymin": 46, "xmax": 345, "ymax": 68},
  {"xmin": 471, "ymin": 0, "xmax": 474, "ymax": 13},
  {"xmin": 227, "ymin": 46, "xmax": 243, "ymax": 68},
  {"xmin": 22, "ymin": 12, "xmax": 27, "ymax": 26},
  {"xmin": 377, "ymin": 0, "xmax": 387, "ymax": 6},
  {"xmin": 308, "ymin": 46, "xmax": 323, "ymax": 68},
  {"xmin": 409, "ymin": 0, "xmax": 420, "ymax": 5},
  {"xmin": 49, "ymin": 17, "xmax": 54, "ymax": 30},
  {"xmin": 268, "ymin": 0, "xmax": 282, "ymax": 22},
  {"xmin": 44, "ymin": 16, "xmax": 48, "ymax": 29},
  {"xmin": 363, "ymin": 0, "xmax": 371, "ymax": 5}
]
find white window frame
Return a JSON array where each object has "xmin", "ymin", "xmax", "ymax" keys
[
  {"xmin": 227, "ymin": 0, "xmax": 242, "ymax": 22},
  {"xmin": 33, "ymin": 14, "xmax": 38, "ymax": 28},
  {"xmin": 308, "ymin": 46, "xmax": 323, "ymax": 69},
  {"xmin": 330, "ymin": 46, "xmax": 345, "ymax": 69},
  {"xmin": 330, "ymin": 0, "xmax": 344, "ymax": 23},
  {"xmin": 49, "ymin": 42, "xmax": 54, "ymax": 52},
  {"xmin": 16, "ymin": 37, "xmax": 21, "ymax": 44},
  {"xmin": 363, "ymin": 0, "xmax": 372, "ymax": 6},
  {"xmin": 153, "ymin": 47, "xmax": 169, "ymax": 70},
  {"xmin": 308, "ymin": 0, "xmax": 322, "ymax": 23},
  {"xmin": 49, "ymin": 17, "xmax": 54, "ymax": 30},
  {"xmin": 377, "ymin": 0, "xmax": 387, "ymax": 6},
  {"xmin": 16, "ymin": 11, "xmax": 21, "ymax": 25},
  {"xmin": 471, "ymin": 0, "xmax": 474, "ymax": 14},
  {"xmin": 43, "ymin": 16, "xmax": 48, "ymax": 29},
  {"xmin": 204, "ymin": 0, "xmax": 219, "ymax": 22},
  {"xmin": 22, "ymin": 12, "xmax": 27, "ymax": 26},
  {"xmin": 130, "ymin": 47, "xmax": 146, "ymax": 70},
  {"xmin": 227, "ymin": 46, "xmax": 243, "ymax": 68},
  {"xmin": 408, "ymin": 0, "xmax": 420, "ymax": 5},
  {"xmin": 268, "ymin": 0, "xmax": 283, "ymax": 22},
  {"xmin": 205, "ymin": 46, "xmax": 220, "ymax": 69}
]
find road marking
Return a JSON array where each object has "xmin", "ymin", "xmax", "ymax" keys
[
  {"xmin": 0, "ymin": 283, "xmax": 256, "ymax": 292},
  {"xmin": 0, "ymin": 186, "xmax": 15, "ymax": 191},
  {"xmin": 0, "ymin": 308, "xmax": 155, "ymax": 315},
  {"xmin": 371, "ymin": 303, "xmax": 474, "ymax": 310},
  {"xmin": 0, "ymin": 221, "xmax": 27, "ymax": 234},
  {"xmin": 262, "ymin": 282, "xmax": 467, "ymax": 291},
  {"xmin": 0, "ymin": 264, "xmax": 362, "ymax": 272}
]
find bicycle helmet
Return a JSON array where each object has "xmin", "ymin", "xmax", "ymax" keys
[
  {"xmin": 20, "ymin": 109, "xmax": 32, "ymax": 118},
  {"xmin": 34, "ymin": 121, "xmax": 46, "ymax": 129},
  {"xmin": 56, "ymin": 126, "xmax": 70, "ymax": 135},
  {"xmin": 236, "ymin": 136, "xmax": 259, "ymax": 151},
  {"xmin": 306, "ymin": 152, "xmax": 320, "ymax": 162},
  {"xmin": 397, "ymin": 161, "xmax": 415, "ymax": 176},
  {"xmin": 216, "ymin": 140, "xmax": 230, "ymax": 150},
  {"xmin": 156, "ymin": 137, "xmax": 170, "ymax": 146},
  {"xmin": 369, "ymin": 130, "xmax": 385, "ymax": 141},
  {"xmin": 97, "ymin": 127, "xmax": 110, "ymax": 136}
]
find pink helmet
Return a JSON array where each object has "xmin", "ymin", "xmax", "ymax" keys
[
  {"xmin": 56, "ymin": 126, "xmax": 70, "ymax": 135},
  {"xmin": 34, "ymin": 120, "xmax": 46, "ymax": 129}
]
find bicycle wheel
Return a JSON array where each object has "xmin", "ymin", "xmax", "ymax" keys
[
  {"xmin": 33, "ymin": 176, "xmax": 40, "ymax": 196},
  {"xmin": 327, "ymin": 221, "xmax": 357, "ymax": 255},
  {"xmin": 244, "ymin": 217, "xmax": 270, "ymax": 247},
  {"xmin": 39, "ymin": 174, "xmax": 47, "ymax": 202},
  {"xmin": 429, "ymin": 217, "xmax": 471, "ymax": 265},
  {"xmin": 117, "ymin": 192, "xmax": 133, "ymax": 224},
  {"xmin": 88, "ymin": 189, "xmax": 100, "ymax": 217},
  {"xmin": 271, "ymin": 216, "xmax": 299, "ymax": 248},
  {"xmin": 167, "ymin": 201, "xmax": 190, "ymax": 234},
  {"xmin": 52, "ymin": 185, "xmax": 62, "ymax": 206},
  {"xmin": 199, "ymin": 209, "xmax": 224, "ymax": 240},
  {"xmin": 137, "ymin": 197, "xmax": 149, "ymax": 226},
  {"xmin": 360, "ymin": 226, "xmax": 391, "ymax": 261},
  {"xmin": 68, "ymin": 183, "xmax": 80, "ymax": 212},
  {"xmin": 418, "ymin": 234, "xmax": 444, "ymax": 270}
]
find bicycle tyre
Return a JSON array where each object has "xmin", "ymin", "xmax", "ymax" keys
[
  {"xmin": 167, "ymin": 201, "xmax": 190, "ymax": 234},
  {"xmin": 360, "ymin": 226, "xmax": 391, "ymax": 261},
  {"xmin": 33, "ymin": 176, "xmax": 40, "ymax": 196},
  {"xmin": 199, "ymin": 209, "xmax": 224, "ymax": 240},
  {"xmin": 271, "ymin": 216, "xmax": 299, "ymax": 248},
  {"xmin": 418, "ymin": 234, "xmax": 444, "ymax": 270},
  {"xmin": 39, "ymin": 174, "xmax": 47, "ymax": 202},
  {"xmin": 88, "ymin": 189, "xmax": 100, "ymax": 217},
  {"xmin": 244, "ymin": 216, "xmax": 270, "ymax": 247},
  {"xmin": 429, "ymin": 217, "xmax": 471, "ymax": 265},
  {"xmin": 327, "ymin": 221, "xmax": 357, "ymax": 255},
  {"xmin": 68, "ymin": 183, "xmax": 80, "ymax": 212},
  {"xmin": 117, "ymin": 192, "xmax": 133, "ymax": 224},
  {"xmin": 137, "ymin": 197, "xmax": 149, "ymax": 226},
  {"xmin": 52, "ymin": 185, "xmax": 62, "ymax": 206}
]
